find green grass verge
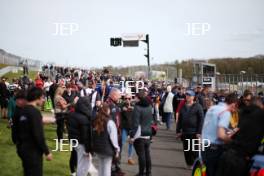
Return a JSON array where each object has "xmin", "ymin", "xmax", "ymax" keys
[
  {"xmin": 3, "ymin": 70, "xmax": 38, "ymax": 80},
  {"xmin": 0, "ymin": 119, "xmax": 71, "ymax": 176},
  {"xmin": 0, "ymin": 63, "xmax": 8, "ymax": 69}
]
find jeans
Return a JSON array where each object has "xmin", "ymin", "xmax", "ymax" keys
[
  {"xmin": 97, "ymin": 154, "xmax": 113, "ymax": 176},
  {"xmin": 134, "ymin": 138, "xmax": 152, "ymax": 176},
  {"xmin": 121, "ymin": 129, "xmax": 134, "ymax": 158},
  {"xmin": 163, "ymin": 112, "xmax": 172, "ymax": 130},
  {"xmin": 202, "ymin": 146, "xmax": 224, "ymax": 176},
  {"xmin": 76, "ymin": 144, "xmax": 91, "ymax": 176}
]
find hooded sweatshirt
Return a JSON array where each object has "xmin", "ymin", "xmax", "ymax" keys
[
  {"xmin": 68, "ymin": 97, "xmax": 93, "ymax": 153},
  {"xmin": 130, "ymin": 97, "xmax": 153, "ymax": 138}
]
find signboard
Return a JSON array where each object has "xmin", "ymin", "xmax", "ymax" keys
[
  {"xmin": 122, "ymin": 33, "xmax": 146, "ymax": 41},
  {"xmin": 123, "ymin": 40, "xmax": 139, "ymax": 47},
  {"xmin": 203, "ymin": 77, "xmax": 212, "ymax": 82}
]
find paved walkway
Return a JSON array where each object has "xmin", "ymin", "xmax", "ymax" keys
[
  {"xmin": 42, "ymin": 114, "xmax": 192, "ymax": 176},
  {"xmin": 107, "ymin": 124, "xmax": 192, "ymax": 176}
]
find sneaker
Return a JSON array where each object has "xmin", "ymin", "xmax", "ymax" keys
[
  {"xmin": 71, "ymin": 172, "xmax": 76, "ymax": 176},
  {"xmin": 128, "ymin": 159, "xmax": 135, "ymax": 165}
]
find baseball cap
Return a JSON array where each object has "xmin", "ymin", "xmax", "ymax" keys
[{"xmin": 186, "ymin": 90, "xmax": 195, "ymax": 96}]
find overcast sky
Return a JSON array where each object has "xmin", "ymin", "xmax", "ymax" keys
[{"xmin": 0, "ymin": 0, "xmax": 264, "ymax": 68}]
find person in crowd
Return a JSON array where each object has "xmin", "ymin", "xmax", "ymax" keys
[
  {"xmin": 35, "ymin": 75, "xmax": 44, "ymax": 89},
  {"xmin": 11, "ymin": 90, "xmax": 28, "ymax": 144},
  {"xmin": 8, "ymin": 78, "xmax": 20, "ymax": 91},
  {"xmin": 201, "ymin": 93, "xmax": 239, "ymax": 176},
  {"xmin": 13, "ymin": 87, "xmax": 52, "ymax": 176},
  {"xmin": 195, "ymin": 85, "xmax": 202, "ymax": 96},
  {"xmin": 258, "ymin": 91, "xmax": 264, "ymax": 104},
  {"xmin": 93, "ymin": 103, "xmax": 120, "ymax": 176},
  {"xmin": 7, "ymin": 88, "xmax": 19, "ymax": 128},
  {"xmin": 153, "ymin": 94, "xmax": 161, "ymax": 124},
  {"xmin": 63, "ymin": 83, "xmax": 79, "ymax": 113},
  {"xmin": 216, "ymin": 96, "xmax": 264, "ymax": 176},
  {"xmin": 197, "ymin": 86, "xmax": 210, "ymax": 114},
  {"xmin": 176, "ymin": 90, "xmax": 204, "ymax": 169},
  {"xmin": 253, "ymin": 96, "xmax": 264, "ymax": 109},
  {"xmin": 162, "ymin": 85, "xmax": 175, "ymax": 130},
  {"xmin": 121, "ymin": 93, "xmax": 135, "ymax": 165},
  {"xmin": 49, "ymin": 80, "xmax": 58, "ymax": 109},
  {"xmin": 43, "ymin": 78, "xmax": 53, "ymax": 100},
  {"xmin": 54, "ymin": 87, "xmax": 71, "ymax": 141},
  {"xmin": 23, "ymin": 59, "xmax": 29, "ymax": 75},
  {"xmin": 68, "ymin": 97, "xmax": 93, "ymax": 176},
  {"xmin": 89, "ymin": 80, "xmax": 102, "ymax": 119},
  {"xmin": 173, "ymin": 87, "xmax": 186, "ymax": 122},
  {"xmin": 238, "ymin": 89, "xmax": 253, "ymax": 125},
  {"xmin": 130, "ymin": 90, "xmax": 153, "ymax": 176},
  {"xmin": 97, "ymin": 80, "xmax": 111, "ymax": 102},
  {"xmin": 69, "ymin": 79, "xmax": 79, "ymax": 92},
  {"xmin": 238, "ymin": 89, "xmax": 253, "ymax": 109},
  {"xmin": 173, "ymin": 87, "xmax": 186, "ymax": 124},
  {"xmin": 105, "ymin": 88, "xmax": 124, "ymax": 176},
  {"xmin": 80, "ymin": 79, "xmax": 101, "ymax": 119},
  {"xmin": 0, "ymin": 77, "xmax": 10, "ymax": 119}
]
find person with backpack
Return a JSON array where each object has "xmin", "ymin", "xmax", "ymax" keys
[
  {"xmin": 68, "ymin": 96, "xmax": 93, "ymax": 176},
  {"xmin": 79, "ymin": 80, "xmax": 101, "ymax": 119}
]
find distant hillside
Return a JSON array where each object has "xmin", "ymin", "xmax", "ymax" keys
[
  {"xmin": 209, "ymin": 55, "xmax": 264, "ymax": 74},
  {"xmin": 107, "ymin": 55, "xmax": 264, "ymax": 79}
]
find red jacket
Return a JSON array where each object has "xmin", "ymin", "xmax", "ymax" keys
[{"xmin": 35, "ymin": 79, "xmax": 44, "ymax": 89}]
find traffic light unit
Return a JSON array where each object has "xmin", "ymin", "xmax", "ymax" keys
[{"xmin": 110, "ymin": 37, "xmax": 122, "ymax": 47}]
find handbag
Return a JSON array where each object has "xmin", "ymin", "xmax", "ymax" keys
[
  {"xmin": 88, "ymin": 154, "xmax": 98, "ymax": 176},
  {"xmin": 44, "ymin": 98, "xmax": 53, "ymax": 112},
  {"xmin": 151, "ymin": 123, "xmax": 158, "ymax": 136}
]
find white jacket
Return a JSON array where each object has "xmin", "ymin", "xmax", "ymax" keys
[{"xmin": 163, "ymin": 92, "xmax": 174, "ymax": 113}]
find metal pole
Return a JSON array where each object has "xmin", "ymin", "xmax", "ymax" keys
[{"xmin": 145, "ymin": 34, "xmax": 150, "ymax": 79}]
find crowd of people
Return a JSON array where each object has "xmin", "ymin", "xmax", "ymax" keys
[{"xmin": 0, "ymin": 65, "xmax": 264, "ymax": 176}]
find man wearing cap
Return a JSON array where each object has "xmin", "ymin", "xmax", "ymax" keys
[{"xmin": 176, "ymin": 90, "xmax": 204, "ymax": 169}]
